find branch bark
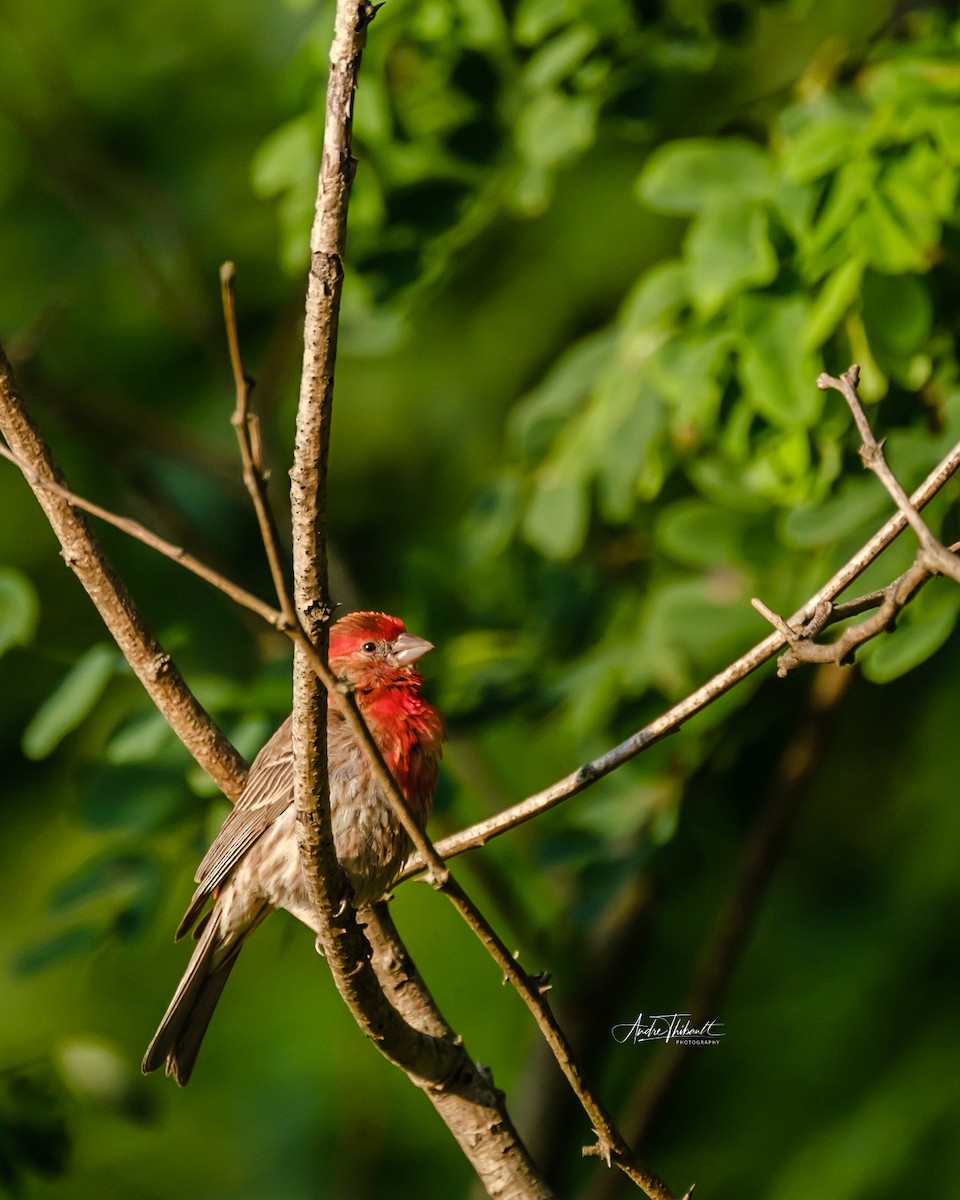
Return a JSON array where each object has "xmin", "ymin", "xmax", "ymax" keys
[
  {"xmin": 364, "ymin": 904, "xmax": 556, "ymax": 1199},
  {"xmin": 288, "ymin": 0, "xmax": 373, "ymax": 987}
]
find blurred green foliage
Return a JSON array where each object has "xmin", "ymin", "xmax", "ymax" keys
[{"xmin": 3, "ymin": 0, "xmax": 960, "ymax": 1197}]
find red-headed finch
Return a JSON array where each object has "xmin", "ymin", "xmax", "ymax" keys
[{"xmin": 143, "ymin": 611, "xmax": 444, "ymax": 1084}]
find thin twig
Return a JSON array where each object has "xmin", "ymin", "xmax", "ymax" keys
[
  {"xmin": 217, "ymin": 288, "xmax": 561, "ymax": 1192},
  {"xmin": 798, "ymin": 589, "xmax": 890, "ymax": 639},
  {"xmin": 818, "ymin": 366, "xmax": 960, "ymax": 583},
  {"xmin": 220, "ymin": 262, "xmax": 296, "ymax": 629},
  {"xmin": 754, "ymin": 551, "xmax": 943, "ymax": 675},
  {"xmin": 364, "ymin": 904, "xmax": 556, "ymax": 1199},
  {"xmin": 0, "ymin": 341, "xmax": 248, "ymax": 800},
  {"xmin": 753, "ymin": 364, "xmax": 960, "ymax": 675},
  {"xmin": 0, "ymin": 441, "xmax": 284, "ymax": 630},
  {"xmin": 513, "ymin": 875, "xmax": 655, "ymax": 1183}
]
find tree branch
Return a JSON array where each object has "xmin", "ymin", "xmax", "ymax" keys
[
  {"xmin": 282, "ymin": 5, "xmax": 563, "ymax": 1197},
  {"xmin": 403, "ymin": 417, "xmax": 960, "ymax": 872},
  {"xmin": 0, "ymin": 340, "xmax": 248, "ymax": 800},
  {"xmin": 364, "ymin": 904, "xmax": 556, "ymax": 1199},
  {"xmin": 750, "ymin": 364, "xmax": 960, "ymax": 674},
  {"xmin": 274, "ymin": 2, "xmax": 680, "ymax": 1191},
  {"xmin": 288, "ymin": 0, "xmax": 370, "ymax": 941},
  {"xmin": 0, "ymin": 439, "xmax": 284, "ymax": 631},
  {"xmin": 818, "ymin": 366, "xmax": 960, "ymax": 584},
  {"xmin": 221, "ymin": 261, "xmax": 296, "ymax": 630}
]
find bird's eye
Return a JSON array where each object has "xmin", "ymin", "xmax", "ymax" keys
[{"xmin": 361, "ymin": 641, "xmax": 377, "ymax": 654}]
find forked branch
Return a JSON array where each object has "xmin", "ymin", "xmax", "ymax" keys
[
  {"xmin": 819, "ymin": 366, "xmax": 960, "ymax": 584},
  {"xmin": 751, "ymin": 365, "xmax": 960, "ymax": 674}
]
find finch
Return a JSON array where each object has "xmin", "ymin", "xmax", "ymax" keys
[{"xmin": 142, "ymin": 611, "xmax": 444, "ymax": 1085}]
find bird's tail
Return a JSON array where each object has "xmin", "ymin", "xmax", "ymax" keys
[{"xmin": 142, "ymin": 908, "xmax": 240, "ymax": 1086}]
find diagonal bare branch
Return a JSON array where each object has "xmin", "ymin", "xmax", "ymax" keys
[
  {"xmin": 402, "ymin": 423, "xmax": 960, "ymax": 872},
  {"xmin": 0, "ymin": 439, "xmax": 284, "ymax": 630},
  {"xmin": 818, "ymin": 365, "xmax": 960, "ymax": 583},
  {"xmin": 0, "ymin": 341, "xmax": 248, "ymax": 799}
]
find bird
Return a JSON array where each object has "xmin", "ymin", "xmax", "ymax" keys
[{"xmin": 142, "ymin": 611, "xmax": 445, "ymax": 1085}]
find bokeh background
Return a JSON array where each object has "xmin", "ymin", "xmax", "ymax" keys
[{"xmin": 2, "ymin": 0, "xmax": 960, "ymax": 1196}]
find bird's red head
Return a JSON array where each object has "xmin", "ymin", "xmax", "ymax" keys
[
  {"xmin": 328, "ymin": 611, "xmax": 434, "ymax": 686},
  {"xmin": 327, "ymin": 613, "xmax": 444, "ymax": 789}
]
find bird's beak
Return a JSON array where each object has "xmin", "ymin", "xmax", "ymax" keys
[{"xmin": 390, "ymin": 633, "xmax": 434, "ymax": 666}]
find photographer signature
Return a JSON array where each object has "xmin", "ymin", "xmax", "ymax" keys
[{"xmin": 611, "ymin": 1012, "xmax": 724, "ymax": 1045}]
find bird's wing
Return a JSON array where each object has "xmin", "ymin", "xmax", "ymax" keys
[{"xmin": 175, "ymin": 716, "xmax": 294, "ymax": 938}]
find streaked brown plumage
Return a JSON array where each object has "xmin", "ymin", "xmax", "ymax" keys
[{"xmin": 142, "ymin": 612, "xmax": 444, "ymax": 1085}]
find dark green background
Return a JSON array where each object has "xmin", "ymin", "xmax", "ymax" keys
[{"xmin": 2, "ymin": 0, "xmax": 959, "ymax": 1196}]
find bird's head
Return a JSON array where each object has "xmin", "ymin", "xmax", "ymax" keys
[{"xmin": 328, "ymin": 611, "xmax": 434, "ymax": 689}]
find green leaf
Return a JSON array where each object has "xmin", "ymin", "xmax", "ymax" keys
[
  {"xmin": 649, "ymin": 330, "xmax": 734, "ymax": 440},
  {"xmin": 778, "ymin": 98, "xmax": 871, "ymax": 183},
  {"xmin": 804, "ymin": 257, "xmax": 865, "ymax": 350},
  {"xmin": 510, "ymin": 329, "xmax": 615, "ymax": 458},
  {"xmin": 76, "ymin": 763, "xmax": 194, "ymax": 833},
  {"xmin": 592, "ymin": 377, "xmax": 666, "ymax": 519},
  {"xmin": 684, "ymin": 201, "xmax": 778, "ymax": 317},
  {"xmin": 861, "ymin": 58, "xmax": 960, "ymax": 108},
  {"xmin": 514, "ymin": 0, "xmax": 578, "ymax": 44},
  {"xmin": 737, "ymin": 295, "xmax": 822, "ymax": 427},
  {"xmin": 774, "ymin": 179, "xmax": 816, "ymax": 245},
  {"xmin": 883, "ymin": 140, "xmax": 958, "ymax": 222},
  {"xmin": 646, "ymin": 575, "xmax": 758, "ymax": 674},
  {"xmin": 742, "ymin": 428, "xmax": 814, "ymax": 505},
  {"xmin": 0, "ymin": 1065, "xmax": 70, "ymax": 1185},
  {"xmin": 566, "ymin": 769, "xmax": 678, "ymax": 840},
  {"xmin": 521, "ymin": 472, "xmax": 589, "ymax": 559},
  {"xmin": 638, "ymin": 138, "xmax": 776, "ymax": 215},
  {"xmin": 22, "ymin": 644, "xmax": 119, "ymax": 760},
  {"xmin": 251, "ymin": 115, "xmax": 319, "ymax": 273},
  {"xmin": 688, "ymin": 456, "xmax": 772, "ymax": 513},
  {"xmin": 800, "ymin": 159, "xmax": 877, "ymax": 276},
  {"xmin": 619, "ymin": 260, "xmax": 688, "ymax": 334},
  {"xmin": 861, "ymin": 583, "xmax": 960, "ymax": 683},
  {"xmin": 49, "ymin": 852, "xmax": 158, "ymax": 913},
  {"xmin": 13, "ymin": 925, "xmax": 106, "ymax": 975},
  {"xmin": 463, "ymin": 475, "xmax": 522, "ymax": 563},
  {"xmin": 781, "ymin": 478, "xmax": 890, "ymax": 548},
  {"xmin": 251, "ymin": 115, "xmax": 317, "ymax": 198},
  {"xmin": 56, "ymin": 1039, "xmax": 154, "ymax": 1121},
  {"xmin": 522, "ymin": 25, "xmax": 598, "ymax": 91},
  {"xmin": 104, "ymin": 710, "xmax": 176, "ymax": 764},
  {"xmin": 861, "ymin": 271, "xmax": 933, "ymax": 367},
  {"xmin": 850, "ymin": 192, "xmax": 930, "ymax": 273},
  {"xmin": 516, "ymin": 90, "xmax": 597, "ymax": 169},
  {"xmin": 0, "ymin": 567, "xmax": 38, "ymax": 658},
  {"xmin": 439, "ymin": 629, "xmax": 535, "ymax": 718},
  {"xmin": 925, "ymin": 106, "xmax": 960, "ymax": 164},
  {"xmin": 655, "ymin": 499, "xmax": 750, "ymax": 568}
]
